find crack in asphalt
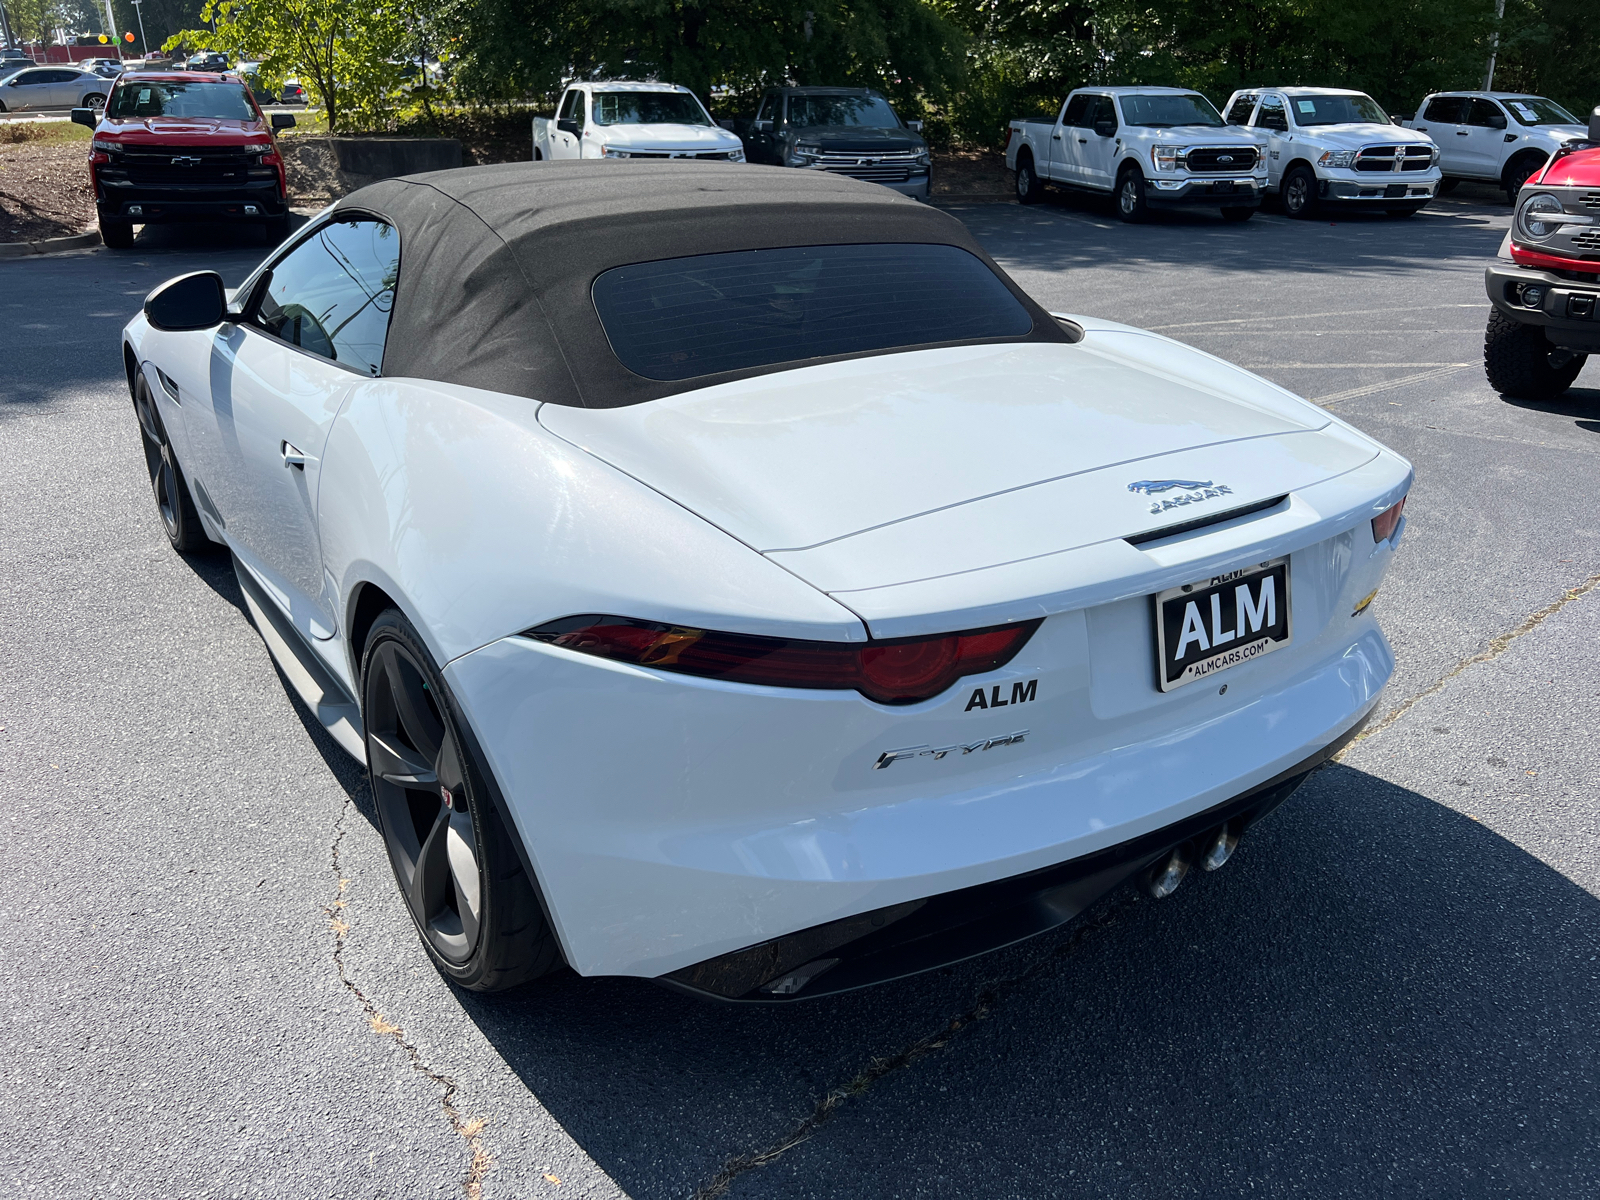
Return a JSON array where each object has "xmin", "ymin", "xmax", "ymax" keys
[
  {"xmin": 1339, "ymin": 569, "xmax": 1600, "ymax": 757},
  {"xmin": 688, "ymin": 894, "xmax": 1141, "ymax": 1200},
  {"xmin": 326, "ymin": 798, "xmax": 495, "ymax": 1199}
]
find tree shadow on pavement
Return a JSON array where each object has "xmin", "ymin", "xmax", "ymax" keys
[{"xmin": 449, "ymin": 762, "xmax": 1600, "ymax": 1199}]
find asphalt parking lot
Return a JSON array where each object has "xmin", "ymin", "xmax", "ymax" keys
[{"xmin": 3, "ymin": 188, "xmax": 1598, "ymax": 1199}]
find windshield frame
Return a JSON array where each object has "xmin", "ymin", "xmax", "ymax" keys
[
  {"xmin": 107, "ymin": 78, "xmax": 260, "ymax": 122},
  {"xmin": 1287, "ymin": 92, "xmax": 1391, "ymax": 127},
  {"xmin": 1501, "ymin": 96, "xmax": 1579, "ymax": 127},
  {"xmin": 1117, "ymin": 92, "xmax": 1226, "ymax": 129},
  {"xmin": 590, "ymin": 89, "xmax": 713, "ymax": 128}
]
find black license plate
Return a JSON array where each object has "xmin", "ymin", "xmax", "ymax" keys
[
  {"xmin": 1154, "ymin": 558, "xmax": 1291, "ymax": 692},
  {"xmin": 1384, "ymin": 183, "xmax": 1406, "ymax": 198},
  {"xmin": 1212, "ymin": 180, "xmax": 1236, "ymax": 194}
]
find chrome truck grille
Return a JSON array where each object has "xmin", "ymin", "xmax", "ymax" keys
[
  {"xmin": 1354, "ymin": 145, "xmax": 1435, "ymax": 172},
  {"xmin": 814, "ymin": 151, "xmax": 922, "ymax": 183}
]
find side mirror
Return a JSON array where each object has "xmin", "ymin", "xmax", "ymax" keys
[
  {"xmin": 1589, "ymin": 105, "xmax": 1599, "ymax": 142},
  {"xmin": 556, "ymin": 117, "xmax": 581, "ymax": 137},
  {"xmin": 716, "ymin": 118, "xmax": 734, "ymax": 130},
  {"xmin": 1488, "ymin": 112, "xmax": 1507, "ymax": 130},
  {"xmin": 144, "ymin": 271, "xmax": 227, "ymax": 331},
  {"xmin": 71, "ymin": 106, "xmax": 98, "ymax": 128},
  {"xmin": 271, "ymin": 112, "xmax": 295, "ymax": 130},
  {"xmin": 1094, "ymin": 119, "xmax": 1116, "ymax": 138},
  {"xmin": 754, "ymin": 118, "xmax": 773, "ymax": 133},
  {"xmin": 907, "ymin": 120, "xmax": 923, "ymax": 132}
]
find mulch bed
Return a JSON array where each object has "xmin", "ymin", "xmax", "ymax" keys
[
  {"xmin": 0, "ymin": 137, "xmax": 96, "ymax": 242},
  {"xmin": 932, "ymin": 148, "xmax": 1012, "ymax": 198}
]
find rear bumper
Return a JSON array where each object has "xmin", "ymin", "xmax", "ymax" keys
[
  {"xmin": 1145, "ymin": 176, "xmax": 1262, "ymax": 207},
  {"xmin": 1486, "ymin": 262, "xmax": 1600, "ymax": 353},
  {"xmin": 664, "ymin": 719, "xmax": 1365, "ymax": 1001}
]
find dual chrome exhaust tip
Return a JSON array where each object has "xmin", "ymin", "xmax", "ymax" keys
[{"xmin": 1143, "ymin": 821, "xmax": 1241, "ymax": 900}]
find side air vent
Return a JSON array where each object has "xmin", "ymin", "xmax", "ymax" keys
[{"xmin": 1125, "ymin": 495, "xmax": 1288, "ymax": 547}]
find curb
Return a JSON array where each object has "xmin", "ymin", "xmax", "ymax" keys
[{"xmin": 0, "ymin": 229, "xmax": 102, "ymax": 259}]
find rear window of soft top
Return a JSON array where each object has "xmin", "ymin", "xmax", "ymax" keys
[{"xmin": 591, "ymin": 243, "xmax": 1034, "ymax": 383}]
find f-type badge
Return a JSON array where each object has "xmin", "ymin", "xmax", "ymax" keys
[
  {"xmin": 1129, "ymin": 478, "xmax": 1233, "ymax": 515},
  {"xmin": 874, "ymin": 730, "xmax": 1029, "ymax": 769}
]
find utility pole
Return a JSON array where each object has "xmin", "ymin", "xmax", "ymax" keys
[
  {"xmin": 0, "ymin": 0, "xmax": 15, "ymax": 51},
  {"xmin": 1482, "ymin": 0, "xmax": 1506, "ymax": 91},
  {"xmin": 131, "ymin": 0, "xmax": 148, "ymax": 56}
]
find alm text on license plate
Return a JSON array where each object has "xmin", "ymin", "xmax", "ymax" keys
[{"xmin": 1153, "ymin": 558, "xmax": 1291, "ymax": 692}]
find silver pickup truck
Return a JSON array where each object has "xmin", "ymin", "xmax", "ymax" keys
[{"xmin": 1005, "ymin": 86, "xmax": 1266, "ymax": 222}]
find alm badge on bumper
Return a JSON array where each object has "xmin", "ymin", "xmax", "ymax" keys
[{"xmin": 1154, "ymin": 558, "xmax": 1292, "ymax": 692}]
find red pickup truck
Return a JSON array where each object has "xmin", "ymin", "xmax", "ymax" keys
[
  {"xmin": 71, "ymin": 70, "xmax": 295, "ymax": 249},
  {"xmin": 1483, "ymin": 105, "xmax": 1600, "ymax": 399}
]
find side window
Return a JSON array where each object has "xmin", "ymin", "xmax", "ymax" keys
[
  {"xmin": 1256, "ymin": 95, "xmax": 1289, "ymax": 132},
  {"xmin": 1061, "ymin": 94, "xmax": 1090, "ymax": 127},
  {"xmin": 1467, "ymin": 98, "xmax": 1506, "ymax": 128},
  {"xmin": 1421, "ymin": 96, "xmax": 1466, "ymax": 124},
  {"xmin": 557, "ymin": 89, "xmax": 579, "ymax": 121},
  {"xmin": 13, "ymin": 70, "xmax": 45, "ymax": 85},
  {"xmin": 1225, "ymin": 94, "xmax": 1257, "ymax": 125},
  {"xmin": 1087, "ymin": 95, "xmax": 1116, "ymax": 130},
  {"xmin": 251, "ymin": 219, "xmax": 401, "ymax": 377}
]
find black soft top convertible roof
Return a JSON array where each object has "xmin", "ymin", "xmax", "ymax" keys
[{"xmin": 336, "ymin": 161, "xmax": 1069, "ymax": 408}]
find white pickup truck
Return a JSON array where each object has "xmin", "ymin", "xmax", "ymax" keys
[
  {"xmin": 532, "ymin": 80, "xmax": 746, "ymax": 162},
  {"xmin": 1400, "ymin": 92, "xmax": 1587, "ymax": 203},
  {"xmin": 1004, "ymin": 86, "xmax": 1266, "ymax": 222},
  {"xmin": 1221, "ymin": 87, "xmax": 1441, "ymax": 219}
]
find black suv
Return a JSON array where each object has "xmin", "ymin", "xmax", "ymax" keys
[{"xmin": 733, "ymin": 87, "xmax": 930, "ymax": 200}]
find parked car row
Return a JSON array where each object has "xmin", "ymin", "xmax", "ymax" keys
[
  {"xmin": 1005, "ymin": 83, "xmax": 1589, "ymax": 222},
  {"xmin": 532, "ymin": 81, "xmax": 932, "ymax": 200}
]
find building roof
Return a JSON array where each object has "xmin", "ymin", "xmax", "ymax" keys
[{"xmin": 336, "ymin": 160, "xmax": 1067, "ymax": 408}]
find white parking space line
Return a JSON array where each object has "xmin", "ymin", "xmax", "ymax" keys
[
  {"xmin": 1239, "ymin": 362, "xmax": 1476, "ymax": 369},
  {"xmin": 1150, "ymin": 303, "xmax": 1490, "ymax": 331},
  {"xmin": 1313, "ymin": 364, "xmax": 1477, "ymax": 406}
]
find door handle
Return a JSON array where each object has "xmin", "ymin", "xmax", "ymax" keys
[
  {"xmin": 1456, "ymin": 130, "xmax": 1469, "ymax": 136},
  {"xmin": 1078, "ymin": 137, "xmax": 1088, "ymax": 143},
  {"xmin": 281, "ymin": 441, "xmax": 306, "ymax": 469},
  {"xmin": 1052, "ymin": 132, "xmax": 1061, "ymax": 139}
]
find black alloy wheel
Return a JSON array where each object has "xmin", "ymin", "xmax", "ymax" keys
[
  {"xmin": 1015, "ymin": 156, "xmax": 1042, "ymax": 204},
  {"xmin": 1281, "ymin": 165, "xmax": 1317, "ymax": 219},
  {"xmin": 132, "ymin": 370, "xmax": 209, "ymax": 553},
  {"xmin": 1503, "ymin": 151, "xmax": 1546, "ymax": 206},
  {"xmin": 1483, "ymin": 309, "xmax": 1587, "ymax": 401},
  {"xmin": 361, "ymin": 610, "xmax": 559, "ymax": 991},
  {"xmin": 100, "ymin": 216, "xmax": 135, "ymax": 249}
]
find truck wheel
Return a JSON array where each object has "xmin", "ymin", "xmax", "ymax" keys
[
  {"xmin": 533, "ymin": 148, "xmax": 543, "ymax": 161},
  {"xmin": 1502, "ymin": 151, "xmax": 1547, "ymax": 205},
  {"xmin": 1484, "ymin": 309, "xmax": 1587, "ymax": 400},
  {"xmin": 1281, "ymin": 165, "xmax": 1318, "ymax": 219},
  {"xmin": 1015, "ymin": 156, "xmax": 1043, "ymax": 204},
  {"xmin": 1437, "ymin": 178, "xmax": 1459, "ymax": 195},
  {"xmin": 1220, "ymin": 206, "xmax": 1254, "ymax": 222},
  {"xmin": 99, "ymin": 217, "xmax": 135, "ymax": 249},
  {"xmin": 1116, "ymin": 165, "xmax": 1149, "ymax": 223}
]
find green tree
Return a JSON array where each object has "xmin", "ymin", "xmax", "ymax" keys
[{"xmin": 165, "ymin": 0, "xmax": 414, "ymax": 131}]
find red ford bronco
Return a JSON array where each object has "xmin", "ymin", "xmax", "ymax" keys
[
  {"xmin": 1483, "ymin": 105, "xmax": 1600, "ymax": 399},
  {"xmin": 72, "ymin": 70, "xmax": 295, "ymax": 249}
]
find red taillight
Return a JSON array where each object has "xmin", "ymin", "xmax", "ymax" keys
[
  {"xmin": 1372, "ymin": 495, "xmax": 1407, "ymax": 544},
  {"xmin": 524, "ymin": 616, "xmax": 1042, "ymax": 705}
]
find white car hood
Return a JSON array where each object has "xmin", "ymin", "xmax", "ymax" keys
[
  {"xmin": 1295, "ymin": 123, "xmax": 1429, "ymax": 149},
  {"xmin": 1153, "ymin": 126, "xmax": 1258, "ymax": 145},
  {"xmin": 595, "ymin": 123, "xmax": 742, "ymax": 152},
  {"xmin": 538, "ymin": 323, "xmax": 1376, "ymax": 581}
]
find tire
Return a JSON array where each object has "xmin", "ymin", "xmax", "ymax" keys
[
  {"xmin": 132, "ymin": 370, "xmax": 210, "ymax": 554},
  {"xmin": 263, "ymin": 212, "xmax": 290, "ymax": 244},
  {"xmin": 99, "ymin": 217, "xmax": 135, "ymax": 249},
  {"xmin": 1502, "ymin": 151, "xmax": 1546, "ymax": 206},
  {"xmin": 1387, "ymin": 204, "xmax": 1426, "ymax": 218},
  {"xmin": 1437, "ymin": 177, "xmax": 1459, "ymax": 196},
  {"xmin": 533, "ymin": 147, "xmax": 543, "ymax": 161},
  {"xmin": 84, "ymin": 93, "xmax": 105, "ymax": 109},
  {"xmin": 1281, "ymin": 164, "xmax": 1318, "ymax": 219},
  {"xmin": 1015, "ymin": 154, "xmax": 1043, "ymax": 204},
  {"xmin": 1483, "ymin": 309, "xmax": 1587, "ymax": 400},
  {"xmin": 1220, "ymin": 206, "xmax": 1255, "ymax": 222},
  {"xmin": 1115, "ymin": 164, "xmax": 1149, "ymax": 223},
  {"xmin": 361, "ymin": 609, "xmax": 561, "ymax": 992}
]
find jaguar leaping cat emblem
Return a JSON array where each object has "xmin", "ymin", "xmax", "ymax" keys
[{"xmin": 1128, "ymin": 479, "xmax": 1214, "ymax": 495}]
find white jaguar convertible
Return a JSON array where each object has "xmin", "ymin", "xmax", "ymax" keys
[{"xmin": 122, "ymin": 162, "xmax": 1410, "ymax": 1000}]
